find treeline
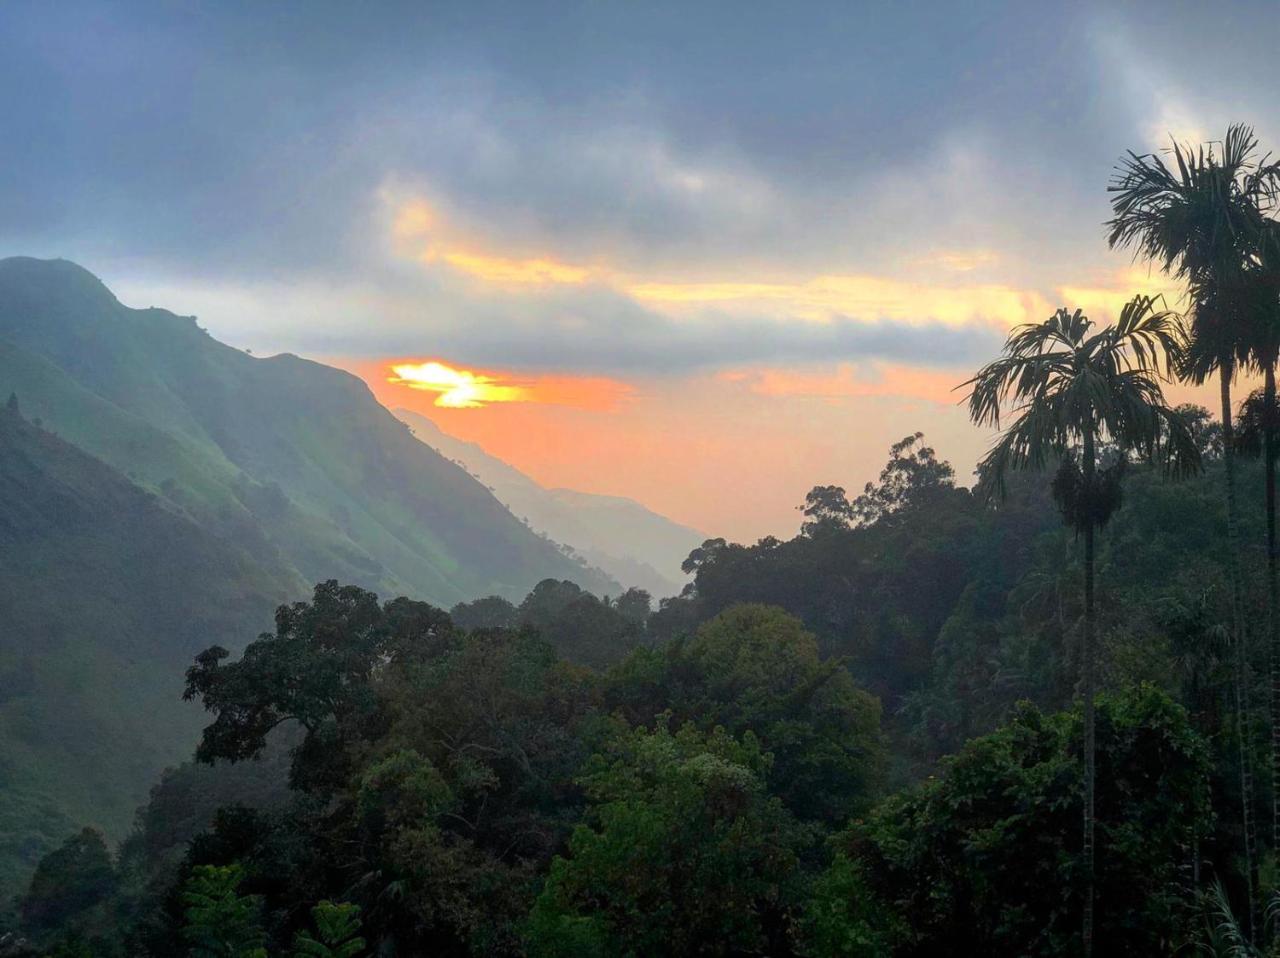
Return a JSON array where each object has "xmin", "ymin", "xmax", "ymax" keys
[{"xmin": 6, "ymin": 584, "xmax": 1212, "ymax": 957}]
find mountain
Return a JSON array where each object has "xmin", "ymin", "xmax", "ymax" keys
[
  {"xmin": 0, "ymin": 399, "xmax": 296, "ymax": 907},
  {"xmin": 0, "ymin": 256, "xmax": 620, "ymax": 904},
  {"xmin": 395, "ymin": 408, "xmax": 705, "ymax": 597},
  {"xmin": 0, "ymin": 257, "xmax": 615, "ymax": 605}
]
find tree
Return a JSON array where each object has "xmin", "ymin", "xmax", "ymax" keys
[
  {"xmin": 449, "ymin": 595, "xmax": 519, "ymax": 631},
  {"xmin": 525, "ymin": 722, "xmax": 809, "ymax": 957},
  {"xmin": 681, "ymin": 538, "xmax": 729, "ymax": 577},
  {"xmin": 963, "ymin": 297, "xmax": 1197, "ymax": 955},
  {"xmin": 798, "ymin": 485, "xmax": 855, "ymax": 536},
  {"xmin": 517, "ymin": 579, "xmax": 643, "ymax": 669},
  {"xmin": 184, "ymin": 581, "xmax": 455, "ymax": 790},
  {"xmin": 802, "ymin": 852, "xmax": 901, "ymax": 958},
  {"xmin": 1172, "ymin": 403, "xmax": 1224, "ymax": 461},
  {"xmin": 179, "ymin": 864, "xmax": 268, "ymax": 958},
  {"xmin": 1108, "ymin": 125, "xmax": 1280, "ymax": 933},
  {"xmin": 19, "ymin": 828, "xmax": 116, "ymax": 937},
  {"xmin": 613, "ymin": 587, "xmax": 652, "ymax": 626},
  {"xmin": 291, "ymin": 902, "xmax": 366, "ymax": 958},
  {"xmin": 845, "ymin": 687, "xmax": 1211, "ymax": 957},
  {"xmin": 850, "ymin": 432, "xmax": 955, "ymax": 526},
  {"xmin": 604, "ymin": 604, "xmax": 884, "ymax": 825}
]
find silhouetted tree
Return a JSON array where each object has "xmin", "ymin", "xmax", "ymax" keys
[
  {"xmin": 1109, "ymin": 124, "xmax": 1280, "ymax": 931},
  {"xmin": 798, "ymin": 485, "xmax": 855, "ymax": 535},
  {"xmin": 964, "ymin": 296, "xmax": 1197, "ymax": 955}
]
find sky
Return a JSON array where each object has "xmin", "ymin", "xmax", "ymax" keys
[{"xmin": 1, "ymin": 0, "xmax": 1273, "ymax": 541}]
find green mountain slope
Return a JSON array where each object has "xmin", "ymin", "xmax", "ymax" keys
[
  {"xmin": 0, "ymin": 399, "xmax": 297, "ymax": 908},
  {"xmin": 397, "ymin": 408, "xmax": 704, "ymax": 596},
  {"xmin": 0, "ymin": 257, "xmax": 615, "ymax": 605}
]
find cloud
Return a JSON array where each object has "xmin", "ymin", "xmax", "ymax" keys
[
  {"xmin": 380, "ymin": 298, "xmax": 1004, "ymax": 376},
  {"xmin": 6, "ymin": 0, "xmax": 1274, "ymax": 387},
  {"xmin": 386, "ymin": 189, "xmax": 1055, "ymax": 328}
]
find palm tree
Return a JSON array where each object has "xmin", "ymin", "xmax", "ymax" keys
[
  {"xmin": 964, "ymin": 296, "xmax": 1198, "ymax": 957},
  {"xmin": 1108, "ymin": 126, "xmax": 1280, "ymax": 937}
]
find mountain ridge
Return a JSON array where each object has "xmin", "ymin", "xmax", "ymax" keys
[
  {"xmin": 0, "ymin": 256, "xmax": 616, "ymax": 605},
  {"xmin": 395, "ymin": 407, "xmax": 704, "ymax": 597}
]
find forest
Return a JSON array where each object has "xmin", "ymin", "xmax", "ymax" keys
[
  {"xmin": 8, "ymin": 97, "xmax": 1280, "ymax": 958},
  {"xmin": 5, "ymin": 416, "xmax": 1258, "ymax": 958}
]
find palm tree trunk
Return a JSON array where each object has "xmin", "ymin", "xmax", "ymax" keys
[
  {"xmin": 1223, "ymin": 361, "xmax": 1260, "ymax": 941},
  {"xmin": 1082, "ymin": 429, "xmax": 1097, "ymax": 958},
  {"xmin": 1266, "ymin": 360, "xmax": 1279, "ymax": 859}
]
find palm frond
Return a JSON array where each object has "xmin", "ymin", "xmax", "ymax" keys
[{"xmin": 965, "ymin": 296, "xmax": 1198, "ymax": 501}]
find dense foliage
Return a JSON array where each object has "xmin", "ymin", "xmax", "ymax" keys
[{"xmin": 11, "ymin": 441, "xmax": 1263, "ymax": 955}]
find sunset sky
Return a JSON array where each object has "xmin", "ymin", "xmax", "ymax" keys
[{"xmin": 2, "ymin": 1, "xmax": 1273, "ymax": 540}]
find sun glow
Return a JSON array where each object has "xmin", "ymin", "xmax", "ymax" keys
[
  {"xmin": 388, "ymin": 361, "xmax": 530, "ymax": 408},
  {"xmin": 383, "ymin": 359, "xmax": 634, "ymax": 410}
]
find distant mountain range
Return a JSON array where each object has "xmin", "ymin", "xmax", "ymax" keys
[
  {"xmin": 396, "ymin": 408, "xmax": 705, "ymax": 598},
  {"xmin": 0, "ymin": 256, "xmax": 623, "ymax": 899}
]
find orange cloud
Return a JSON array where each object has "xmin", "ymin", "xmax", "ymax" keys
[
  {"xmin": 393, "ymin": 200, "xmax": 435, "ymax": 239},
  {"xmin": 386, "ymin": 194, "xmax": 595, "ymax": 289},
  {"xmin": 631, "ymin": 275, "xmax": 1049, "ymax": 329},
  {"xmin": 1056, "ymin": 267, "xmax": 1187, "ymax": 322},
  {"xmin": 385, "ymin": 194, "xmax": 1186, "ymax": 333},
  {"xmin": 440, "ymin": 250, "xmax": 590, "ymax": 286}
]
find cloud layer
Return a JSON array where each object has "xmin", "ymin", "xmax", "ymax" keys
[{"xmin": 1, "ymin": 0, "xmax": 1269, "ymax": 535}]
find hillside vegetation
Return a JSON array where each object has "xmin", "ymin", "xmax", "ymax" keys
[{"xmin": 0, "ymin": 399, "xmax": 295, "ymax": 906}]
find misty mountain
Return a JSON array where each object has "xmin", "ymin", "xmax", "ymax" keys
[
  {"xmin": 0, "ymin": 398, "xmax": 296, "ymax": 905},
  {"xmin": 0, "ymin": 256, "xmax": 622, "ymax": 902},
  {"xmin": 0, "ymin": 257, "xmax": 616, "ymax": 606},
  {"xmin": 396, "ymin": 408, "xmax": 705, "ymax": 597}
]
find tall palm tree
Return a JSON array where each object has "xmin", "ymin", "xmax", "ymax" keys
[
  {"xmin": 964, "ymin": 296, "xmax": 1198, "ymax": 958},
  {"xmin": 1249, "ymin": 242, "xmax": 1280, "ymax": 866},
  {"xmin": 1108, "ymin": 127, "xmax": 1280, "ymax": 937}
]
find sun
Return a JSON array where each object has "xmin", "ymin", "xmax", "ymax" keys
[{"xmin": 387, "ymin": 360, "xmax": 529, "ymax": 408}]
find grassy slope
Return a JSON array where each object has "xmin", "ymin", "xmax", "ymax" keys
[
  {"xmin": 0, "ymin": 403, "xmax": 298, "ymax": 908},
  {"xmin": 0, "ymin": 257, "xmax": 615, "ymax": 605}
]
